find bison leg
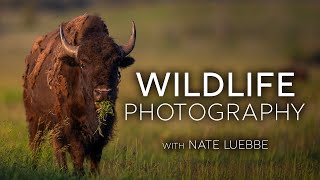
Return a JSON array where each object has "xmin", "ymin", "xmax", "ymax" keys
[
  {"xmin": 69, "ymin": 139, "xmax": 85, "ymax": 175},
  {"xmin": 27, "ymin": 117, "xmax": 46, "ymax": 169},
  {"xmin": 89, "ymin": 149, "xmax": 102, "ymax": 174},
  {"xmin": 53, "ymin": 137, "xmax": 67, "ymax": 171},
  {"xmin": 28, "ymin": 118, "xmax": 43, "ymax": 152}
]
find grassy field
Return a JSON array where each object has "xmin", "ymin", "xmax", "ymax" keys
[{"xmin": 0, "ymin": 2, "xmax": 320, "ymax": 179}]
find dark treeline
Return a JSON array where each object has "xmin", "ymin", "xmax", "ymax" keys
[
  {"xmin": 0, "ymin": 0, "xmax": 183, "ymax": 11},
  {"xmin": 1, "ymin": 0, "xmax": 93, "ymax": 11},
  {"xmin": 0, "ymin": 0, "xmax": 317, "ymax": 11}
]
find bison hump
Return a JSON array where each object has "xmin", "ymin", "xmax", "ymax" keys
[{"xmin": 64, "ymin": 14, "xmax": 109, "ymax": 45}]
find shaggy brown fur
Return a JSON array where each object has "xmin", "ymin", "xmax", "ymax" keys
[{"xmin": 23, "ymin": 14, "xmax": 135, "ymax": 174}]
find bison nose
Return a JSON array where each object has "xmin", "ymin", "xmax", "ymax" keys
[{"xmin": 94, "ymin": 87, "xmax": 111, "ymax": 102}]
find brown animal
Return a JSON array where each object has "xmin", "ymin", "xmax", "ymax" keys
[{"xmin": 22, "ymin": 14, "xmax": 136, "ymax": 174}]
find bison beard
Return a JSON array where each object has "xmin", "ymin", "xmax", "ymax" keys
[{"xmin": 22, "ymin": 14, "xmax": 136, "ymax": 174}]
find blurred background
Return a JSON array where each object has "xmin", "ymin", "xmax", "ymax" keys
[{"xmin": 0, "ymin": 0, "xmax": 319, "ymax": 179}]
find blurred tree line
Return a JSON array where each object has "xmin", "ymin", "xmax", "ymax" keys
[
  {"xmin": 0, "ymin": 0, "xmax": 154, "ymax": 28},
  {"xmin": 1, "ymin": 0, "xmax": 90, "ymax": 11},
  {"xmin": 0, "ymin": 0, "xmax": 191, "ymax": 28},
  {"xmin": 0, "ymin": 0, "xmax": 176, "ymax": 11}
]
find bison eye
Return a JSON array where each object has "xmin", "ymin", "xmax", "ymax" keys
[{"xmin": 80, "ymin": 63, "xmax": 85, "ymax": 69}]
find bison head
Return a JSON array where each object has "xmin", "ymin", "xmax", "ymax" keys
[{"xmin": 59, "ymin": 21, "xmax": 136, "ymax": 103}]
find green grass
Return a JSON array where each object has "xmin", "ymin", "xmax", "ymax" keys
[
  {"xmin": 0, "ymin": 112, "xmax": 320, "ymax": 179},
  {"xmin": 95, "ymin": 100, "xmax": 114, "ymax": 137},
  {"xmin": 0, "ymin": 1, "xmax": 320, "ymax": 179}
]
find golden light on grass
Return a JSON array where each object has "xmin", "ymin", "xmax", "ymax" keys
[{"xmin": 94, "ymin": 100, "xmax": 114, "ymax": 137}]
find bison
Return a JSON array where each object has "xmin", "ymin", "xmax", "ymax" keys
[{"xmin": 23, "ymin": 14, "xmax": 136, "ymax": 174}]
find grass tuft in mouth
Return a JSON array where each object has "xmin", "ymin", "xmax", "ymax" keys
[{"xmin": 94, "ymin": 100, "xmax": 114, "ymax": 137}]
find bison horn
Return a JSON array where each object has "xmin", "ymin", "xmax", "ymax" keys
[
  {"xmin": 59, "ymin": 24, "xmax": 79, "ymax": 58},
  {"xmin": 120, "ymin": 21, "xmax": 136, "ymax": 56}
]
